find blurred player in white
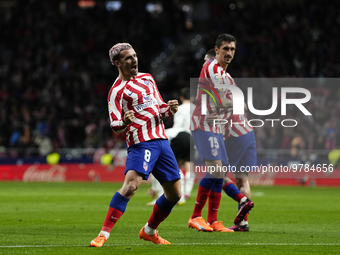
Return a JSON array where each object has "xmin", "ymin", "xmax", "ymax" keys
[
  {"xmin": 90, "ymin": 43, "xmax": 181, "ymax": 247},
  {"xmin": 148, "ymin": 87, "xmax": 196, "ymax": 206}
]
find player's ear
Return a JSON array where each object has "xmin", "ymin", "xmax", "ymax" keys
[
  {"xmin": 214, "ymin": 46, "xmax": 219, "ymax": 55},
  {"xmin": 114, "ymin": 60, "xmax": 120, "ymax": 68}
]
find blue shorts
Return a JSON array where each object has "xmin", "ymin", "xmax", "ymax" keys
[
  {"xmin": 224, "ymin": 131, "xmax": 257, "ymax": 175},
  {"xmin": 125, "ymin": 139, "xmax": 181, "ymax": 184},
  {"xmin": 191, "ymin": 129, "xmax": 229, "ymax": 165}
]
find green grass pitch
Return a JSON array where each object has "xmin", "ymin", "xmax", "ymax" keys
[{"xmin": 0, "ymin": 182, "xmax": 339, "ymax": 255}]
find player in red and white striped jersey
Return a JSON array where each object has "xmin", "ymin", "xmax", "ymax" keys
[
  {"xmin": 222, "ymin": 87, "xmax": 253, "ymax": 138},
  {"xmin": 190, "ymin": 58, "xmax": 232, "ymax": 134},
  {"xmin": 108, "ymin": 72, "xmax": 172, "ymax": 147},
  {"xmin": 90, "ymin": 43, "xmax": 181, "ymax": 247},
  {"xmin": 204, "ymin": 51, "xmax": 256, "ymax": 232},
  {"xmin": 188, "ymin": 35, "xmax": 239, "ymax": 233},
  {"xmin": 220, "ymin": 83, "xmax": 256, "ymax": 232}
]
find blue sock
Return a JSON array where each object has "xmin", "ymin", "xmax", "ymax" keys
[
  {"xmin": 156, "ymin": 194, "xmax": 177, "ymax": 213},
  {"xmin": 211, "ymin": 178, "xmax": 223, "ymax": 193},
  {"xmin": 223, "ymin": 182, "xmax": 243, "ymax": 201},
  {"xmin": 199, "ymin": 172, "xmax": 218, "ymax": 190},
  {"xmin": 109, "ymin": 192, "xmax": 130, "ymax": 213}
]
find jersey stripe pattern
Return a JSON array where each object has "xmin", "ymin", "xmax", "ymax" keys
[
  {"xmin": 191, "ymin": 58, "xmax": 253, "ymax": 137},
  {"xmin": 108, "ymin": 73, "xmax": 172, "ymax": 147},
  {"xmin": 222, "ymin": 80, "xmax": 253, "ymax": 139},
  {"xmin": 191, "ymin": 59, "xmax": 230, "ymax": 134}
]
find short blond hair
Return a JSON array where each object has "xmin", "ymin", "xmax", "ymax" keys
[{"xmin": 109, "ymin": 43, "xmax": 132, "ymax": 65}]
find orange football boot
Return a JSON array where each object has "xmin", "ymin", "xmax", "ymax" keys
[
  {"xmin": 139, "ymin": 226, "xmax": 171, "ymax": 245},
  {"xmin": 188, "ymin": 217, "xmax": 214, "ymax": 232},
  {"xmin": 89, "ymin": 233, "xmax": 107, "ymax": 247},
  {"xmin": 209, "ymin": 221, "xmax": 234, "ymax": 232}
]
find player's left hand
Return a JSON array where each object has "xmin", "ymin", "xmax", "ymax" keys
[
  {"xmin": 206, "ymin": 113, "xmax": 220, "ymax": 126},
  {"xmin": 168, "ymin": 100, "xmax": 179, "ymax": 113}
]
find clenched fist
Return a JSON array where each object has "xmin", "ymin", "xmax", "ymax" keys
[
  {"xmin": 167, "ymin": 100, "xmax": 179, "ymax": 114},
  {"xmin": 123, "ymin": 110, "xmax": 135, "ymax": 125}
]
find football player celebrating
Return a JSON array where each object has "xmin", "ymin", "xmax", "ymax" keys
[{"xmin": 90, "ymin": 43, "xmax": 181, "ymax": 246}]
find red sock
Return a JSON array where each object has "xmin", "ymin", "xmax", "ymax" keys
[
  {"xmin": 191, "ymin": 185, "xmax": 210, "ymax": 219},
  {"xmin": 235, "ymin": 193, "xmax": 245, "ymax": 203},
  {"xmin": 101, "ymin": 207, "xmax": 124, "ymax": 233},
  {"xmin": 147, "ymin": 203, "xmax": 170, "ymax": 229},
  {"xmin": 207, "ymin": 191, "xmax": 222, "ymax": 224}
]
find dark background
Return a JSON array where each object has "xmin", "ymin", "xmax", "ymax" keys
[{"xmin": 0, "ymin": 0, "xmax": 339, "ymax": 164}]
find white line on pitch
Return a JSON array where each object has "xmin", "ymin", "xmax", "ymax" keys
[{"xmin": 1, "ymin": 243, "xmax": 339, "ymax": 248}]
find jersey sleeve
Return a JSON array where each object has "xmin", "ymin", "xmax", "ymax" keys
[
  {"xmin": 206, "ymin": 63, "xmax": 223, "ymax": 89},
  {"xmin": 108, "ymin": 89, "xmax": 127, "ymax": 133},
  {"xmin": 151, "ymin": 77, "xmax": 173, "ymax": 117},
  {"xmin": 198, "ymin": 63, "xmax": 223, "ymax": 97}
]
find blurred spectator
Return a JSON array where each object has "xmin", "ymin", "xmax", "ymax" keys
[
  {"xmin": 34, "ymin": 134, "xmax": 53, "ymax": 156},
  {"xmin": 0, "ymin": 0, "xmax": 339, "ymax": 158}
]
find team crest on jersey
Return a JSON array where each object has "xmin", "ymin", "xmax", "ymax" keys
[
  {"xmin": 143, "ymin": 161, "xmax": 148, "ymax": 171},
  {"xmin": 211, "ymin": 148, "xmax": 218, "ymax": 157},
  {"xmin": 144, "ymin": 80, "xmax": 149, "ymax": 86},
  {"xmin": 213, "ymin": 74, "xmax": 221, "ymax": 81}
]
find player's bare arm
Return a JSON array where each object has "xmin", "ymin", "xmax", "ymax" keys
[
  {"xmin": 218, "ymin": 97, "xmax": 247, "ymax": 110},
  {"xmin": 123, "ymin": 110, "xmax": 135, "ymax": 125},
  {"xmin": 214, "ymin": 88, "xmax": 233, "ymax": 108},
  {"xmin": 167, "ymin": 100, "xmax": 179, "ymax": 114},
  {"xmin": 220, "ymin": 98, "xmax": 233, "ymax": 108}
]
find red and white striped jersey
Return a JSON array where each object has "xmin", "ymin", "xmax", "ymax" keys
[
  {"xmin": 190, "ymin": 58, "xmax": 253, "ymax": 137},
  {"xmin": 108, "ymin": 72, "xmax": 173, "ymax": 147},
  {"xmin": 222, "ymin": 82, "xmax": 253, "ymax": 139},
  {"xmin": 191, "ymin": 58, "xmax": 233, "ymax": 134}
]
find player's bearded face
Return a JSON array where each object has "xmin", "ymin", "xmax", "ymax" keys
[
  {"xmin": 119, "ymin": 48, "xmax": 138, "ymax": 78},
  {"xmin": 216, "ymin": 41, "xmax": 236, "ymax": 66}
]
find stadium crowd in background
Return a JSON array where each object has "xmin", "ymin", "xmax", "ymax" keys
[{"xmin": 0, "ymin": 1, "xmax": 339, "ymax": 160}]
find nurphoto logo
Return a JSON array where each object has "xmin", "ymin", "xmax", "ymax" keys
[{"xmin": 201, "ymin": 84, "xmax": 312, "ymax": 128}]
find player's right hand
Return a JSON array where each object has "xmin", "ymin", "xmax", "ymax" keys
[
  {"xmin": 123, "ymin": 110, "xmax": 135, "ymax": 125},
  {"xmin": 168, "ymin": 100, "xmax": 179, "ymax": 114}
]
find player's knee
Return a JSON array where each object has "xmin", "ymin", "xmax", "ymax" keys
[
  {"xmin": 121, "ymin": 182, "xmax": 139, "ymax": 197},
  {"xmin": 171, "ymin": 191, "xmax": 182, "ymax": 203},
  {"xmin": 175, "ymin": 190, "xmax": 182, "ymax": 201},
  {"xmin": 164, "ymin": 189, "xmax": 181, "ymax": 203},
  {"xmin": 223, "ymin": 177, "xmax": 232, "ymax": 186}
]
